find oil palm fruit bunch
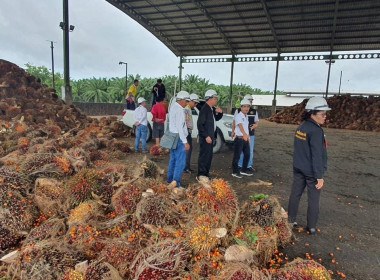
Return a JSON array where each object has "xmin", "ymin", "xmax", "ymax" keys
[
  {"xmin": 67, "ymin": 168, "xmax": 102, "ymax": 207},
  {"xmin": 240, "ymin": 194, "xmax": 282, "ymax": 228},
  {"xmin": 136, "ymin": 194, "xmax": 179, "ymax": 227}
]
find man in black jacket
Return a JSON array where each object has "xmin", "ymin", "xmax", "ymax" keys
[
  {"xmin": 151, "ymin": 79, "xmax": 166, "ymax": 106},
  {"xmin": 288, "ymin": 97, "xmax": 331, "ymax": 235},
  {"xmin": 197, "ymin": 89, "xmax": 223, "ymax": 179}
]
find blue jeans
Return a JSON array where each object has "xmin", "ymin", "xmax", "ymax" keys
[
  {"xmin": 135, "ymin": 125, "xmax": 147, "ymax": 151},
  {"xmin": 239, "ymin": 135, "xmax": 255, "ymax": 168},
  {"xmin": 167, "ymin": 141, "xmax": 186, "ymax": 187}
]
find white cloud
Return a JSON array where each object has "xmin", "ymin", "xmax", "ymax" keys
[{"xmin": 1, "ymin": 0, "xmax": 379, "ymax": 93}]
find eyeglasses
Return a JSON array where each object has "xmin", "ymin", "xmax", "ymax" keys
[{"xmin": 317, "ymin": 112, "xmax": 327, "ymax": 117}]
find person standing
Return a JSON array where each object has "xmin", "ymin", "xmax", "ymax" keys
[
  {"xmin": 288, "ymin": 97, "xmax": 331, "ymax": 235},
  {"xmin": 152, "ymin": 78, "xmax": 166, "ymax": 106},
  {"xmin": 197, "ymin": 89, "xmax": 223, "ymax": 180},
  {"xmin": 151, "ymin": 97, "xmax": 166, "ymax": 146},
  {"xmin": 231, "ymin": 99, "xmax": 254, "ymax": 178},
  {"xmin": 134, "ymin": 97, "xmax": 148, "ymax": 153},
  {"xmin": 184, "ymin": 93, "xmax": 200, "ymax": 173},
  {"xmin": 167, "ymin": 91, "xmax": 191, "ymax": 189},
  {"xmin": 126, "ymin": 79, "xmax": 139, "ymax": 110},
  {"xmin": 232, "ymin": 94, "xmax": 259, "ymax": 172}
]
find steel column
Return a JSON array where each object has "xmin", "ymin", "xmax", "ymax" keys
[
  {"xmin": 229, "ymin": 55, "xmax": 235, "ymax": 113},
  {"xmin": 178, "ymin": 56, "xmax": 183, "ymax": 91},
  {"xmin": 325, "ymin": 50, "xmax": 333, "ymax": 98},
  {"xmin": 272, "ymin": 52, "xmax": 280, "ymax": 114},
  {"xmin": 338, "ymin": 70, "xmax": 342, "ymax": 95},
  {"xmin": 62, "ymin": 0, "xmax": 72, "ymax": 104}
]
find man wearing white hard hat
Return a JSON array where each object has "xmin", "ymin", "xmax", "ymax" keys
[
  {"xmin": 167, "ymin": 91, "xmax": 191, "ymax": 189},
  {"xmin": 288, "ymin": 96, "xmax": 331, "ymax": 235},
  {"xmin": 134, "ymin": 97, "xmax": 148, "ymax": 153},
  {"xmin": 231, "ymin": 99, "xmax": 253, "ymax": 178},
  {"xmin": 197, "ymin": 89, "xmax": 223, "ymax": 180},
  {"xmin": 232, "ymin": 94, "xmax": 259, "ymax": 172},
  {"xmin": 184, "ymin": 93, "xmax": 200, "ymax": 173}
]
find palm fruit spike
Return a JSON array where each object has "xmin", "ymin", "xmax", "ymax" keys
[{"xmin": 140, "ymin": 159, "xmax": 160, "ymax": 178}]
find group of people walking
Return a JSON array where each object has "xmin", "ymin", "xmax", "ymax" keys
[
  {"xmin": 130, "ymin": 81, "xmax": 261, "ymax": 187},
  {"xmin": 128, "ymin": 79, "xmax": 332, "ymax": 235},
  {"xmin": 166, "ymin": 89, "xmax": 224, "ymax": 188}
]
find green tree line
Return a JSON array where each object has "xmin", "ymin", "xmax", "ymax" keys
[{"xmin": 25, "ymin": 63, "xmax": 284, "ymax": 107}]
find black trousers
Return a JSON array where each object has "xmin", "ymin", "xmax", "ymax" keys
[
  {"xmin": 126, "ymin": 101, "xmax": 135, "ymax": 110},
  {"xmin": 197, "ymin": 137, "xmax": 213, "ymax": 177},
  {"xmin": 288, "ymin": 167, "xmax": 321, "ymax": 229},
  {"xmin": 232, "ymin": 138, "xmax": 250, "ymax": 173},
  {"xmin": 185, "ymin": 133, "xmax": 193, "ymax": 170}
]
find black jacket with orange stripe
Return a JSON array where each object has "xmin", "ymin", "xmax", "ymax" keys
[{"xmin": 293, "ymin": 118, "xmax": 328, "ymax": 179}]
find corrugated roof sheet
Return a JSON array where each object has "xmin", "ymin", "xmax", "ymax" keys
[{"xmin": 106, "ymin": 0, "xmax": 380, "ymax": 56}]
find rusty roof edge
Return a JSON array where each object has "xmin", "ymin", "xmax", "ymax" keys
[{"xmin": 105, "ymin": 0, "xmax": 182, "ymax": 56}]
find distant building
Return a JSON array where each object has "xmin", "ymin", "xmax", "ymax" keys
[{"xmin": 252, "ymin": 94, "xmax": 306, "ymax": 108}]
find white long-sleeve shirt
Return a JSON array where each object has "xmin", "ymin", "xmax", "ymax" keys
[
  {"xmin": 169, "ymin": 102, "xmax": 188, "ymax": 144},
  {"xmin": 134, "ymin": 105, "xmax": 147, "ymax": 125}
]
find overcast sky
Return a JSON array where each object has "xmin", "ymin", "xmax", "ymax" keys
[{"xmin": 1, "ymin": 0, "xmax": 379, "ymax": 93}]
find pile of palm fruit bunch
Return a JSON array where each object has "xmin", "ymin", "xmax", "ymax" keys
[
  {"xmin": 267, "ymin": 95, "xmax": 380, "ymax": 132},
  {"xmin": 0, "ymin": 60, "xmax": 332, "ymax": 280}
]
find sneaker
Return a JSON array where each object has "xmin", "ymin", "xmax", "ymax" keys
[
  {"xmin": 289, "ymin": 222, "xmax": 301, "ymax": 229},
  {"xmin": 135, "ymin": 150, "xmax": 139, "ymax": 153},
  {"xmin": 184, "ymin": 169, "xmax": 192, "ymax": 174},
  {"xmin": 240, "ymin": 170, "xmax": 254, "ymax": 176},
  {"xmin": 247, "ymin": 167, "xmax": 256, "ymax": 172},
  {"xmin": 232, "ymin": 172, "xmax": 243, "ymax": 178},
  {"xmin": 196, "ymin": 175, "xmax": 211, "ymax": 182},
  {"xmin": 307, "ymin": 227, "xmax": 317, "ymax": 235},
  {"xmin": 141, "ymin": 150, "xmax": 148, "ymax": 154}
]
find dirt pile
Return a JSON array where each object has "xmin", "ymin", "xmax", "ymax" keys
[
  {"xmin": 0, "ymin": 60, "xmax": 132, "ymax": 157},
  {"xmin": 267, "ymin": 95, "xmax": 380, "ymax": 131}
]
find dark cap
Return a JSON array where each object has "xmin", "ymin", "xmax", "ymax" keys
[{"xmin": 157, "ymin": 79, "xmax": 162, "ymax": 83}]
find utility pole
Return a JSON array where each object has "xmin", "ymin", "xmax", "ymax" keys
[
  {"xmin": 338, "ymin": 70, "xmax": 342, "ymax": 95},
  {"xmin": 48, "ymin": 41, "xmax": 56, "ymax": 90}
]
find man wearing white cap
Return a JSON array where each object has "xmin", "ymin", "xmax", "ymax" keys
[
  {"xmin": 167, "ymin": 91, "xmax": 191, "ymax": 188},
  {"xmin": 197, "ymin": 89, "xmax": 223, "ymax": 180},
  {"xmin": 232, "ymin": 94, "xmax": 259, "ymax": 172},
  {"xmin": 184, "ymin": 93, "xmax": 200, "ymax": 173},
  {"xmin": 134, "ymin": 97, "xmax": 148, "ymax": 153}
]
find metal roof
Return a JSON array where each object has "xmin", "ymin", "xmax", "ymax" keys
[{"xmin": 106, "ymin": 0, "xmax": 380, "ymax": 57}]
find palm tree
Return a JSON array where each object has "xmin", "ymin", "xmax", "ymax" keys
[
  {"xmin": 182, "ymin": 74, "xmax": 213, "ymax": 98},
  {"xmin": 82, "ymin": 77, "xmax": 110, "ymax": 103},
  {"xmin": 162, "ymin": 75, "xmax": 179, "ymax": 100},
  {"xmin": 108, "ymin": 77, "xmax": 126, "ymax": 103}
]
